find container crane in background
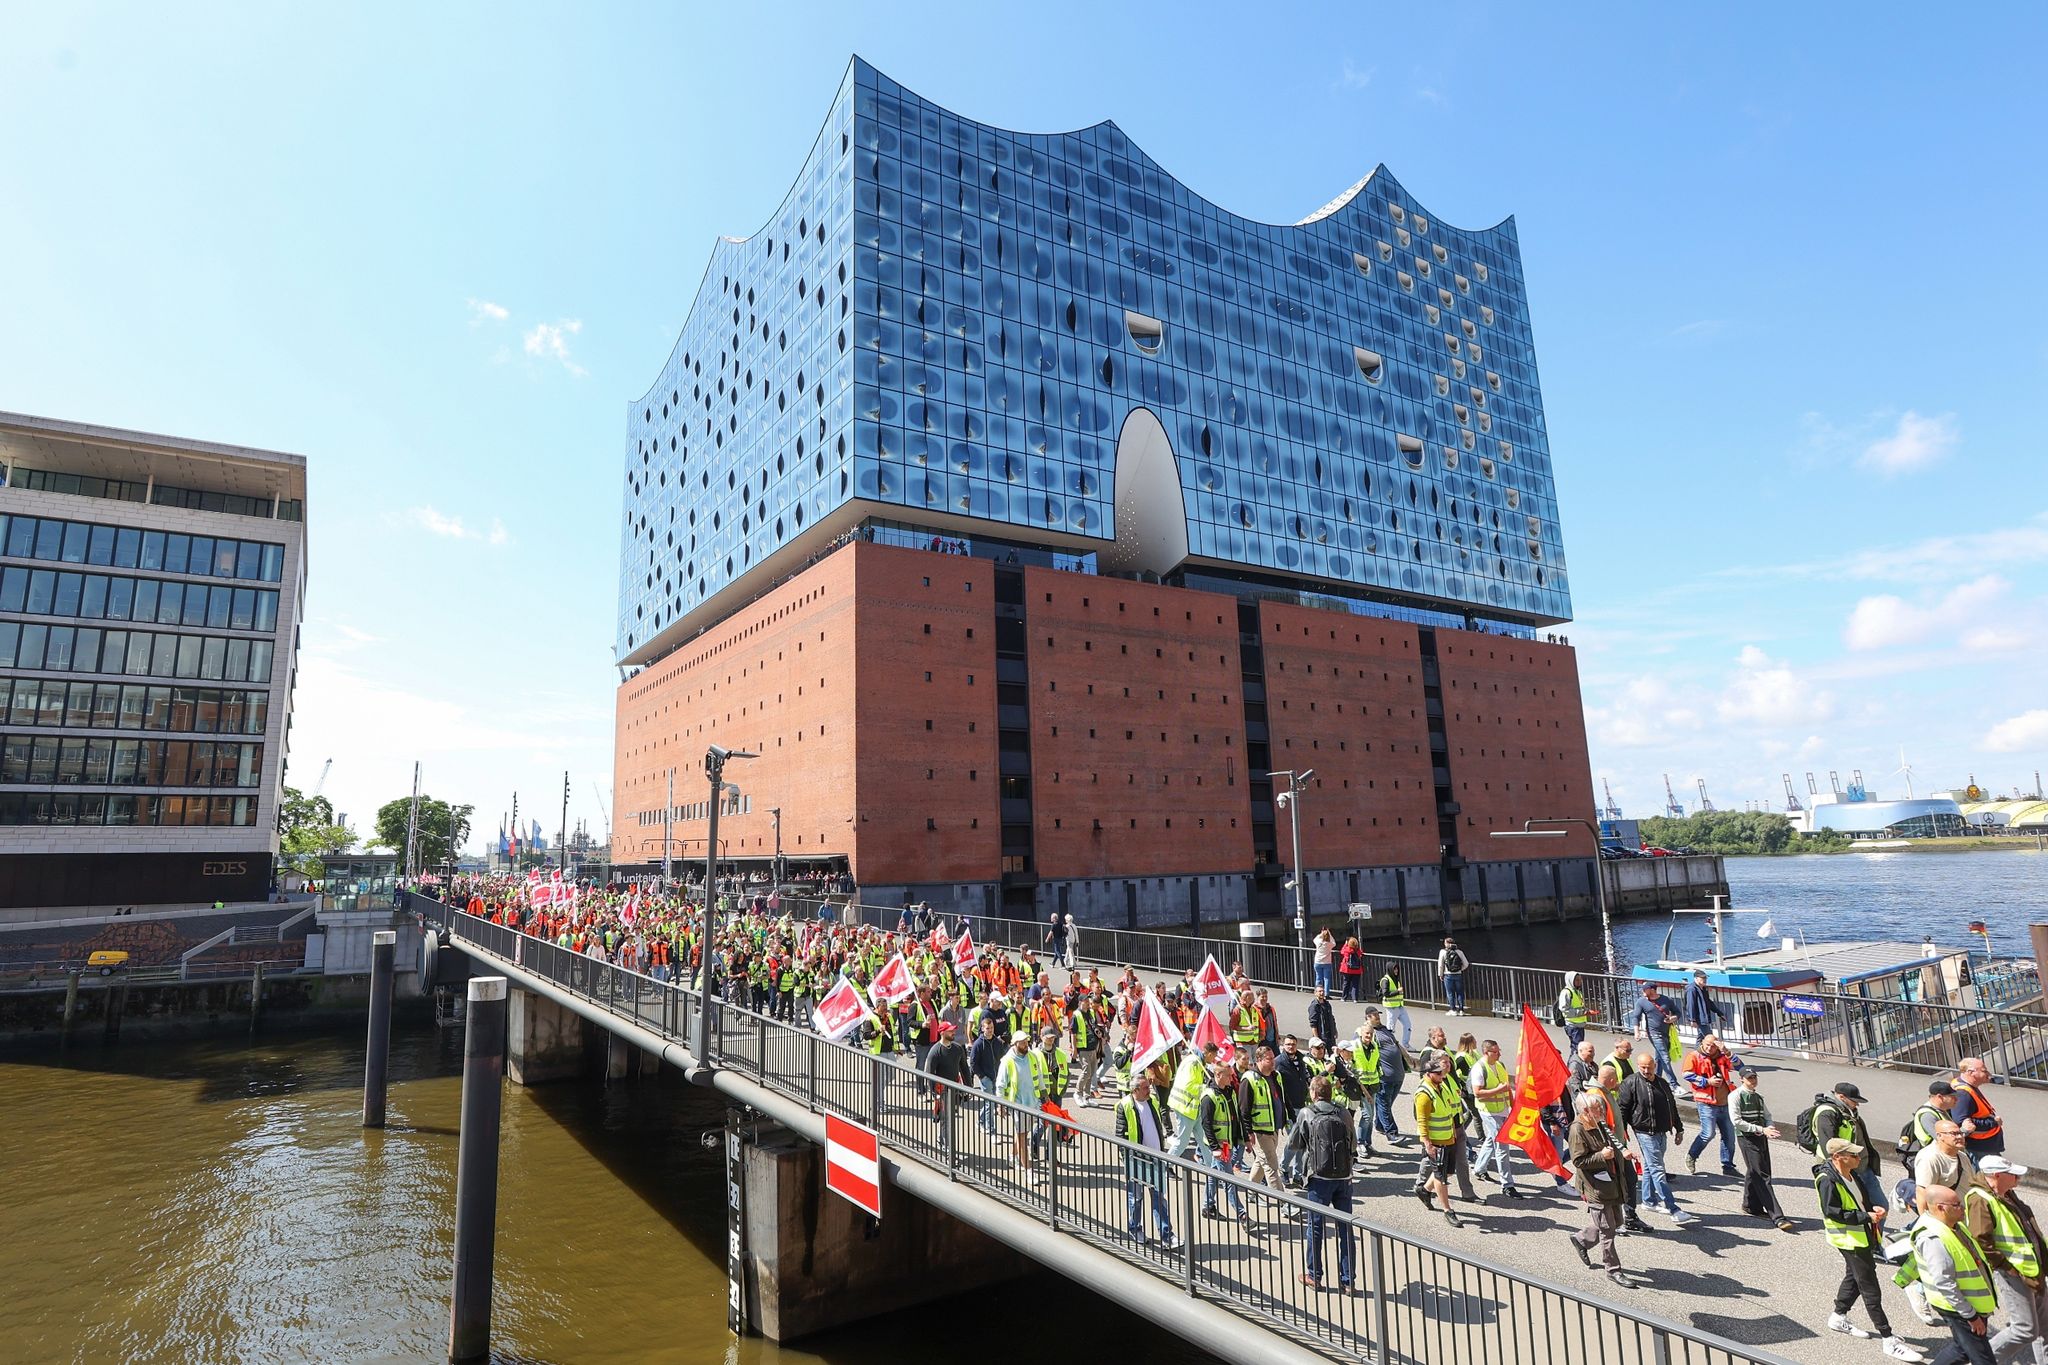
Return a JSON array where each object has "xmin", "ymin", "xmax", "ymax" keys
[
  {"xmin": 1601, "ymin": 779, "xmax": 1623, "ymax": 821},
  {"xmin": 311, "ymin": 757, "xmax": 332, "ymax": 798},
  {"xmin": 1829, "ymin": 770, "xmax": 1844, "ymax": 799},
  {"xmin": 1662, "ymin": 774, "xmax": 1685, "ymax": 818},
  {"xmin": 1782, "ymin": 774, "xmax": 1803, "ymax": 812},
  {"xmin": 1806, "ymin": 772, "xmax": 1819, "ymax": 796},
  {"xmin": 1695, "ymin": 778, "xmax": 1714, "ymax": 813},
  {"xmin": 590, "ymin": 782, "xmax": 613, "ymax": 846},
  {"xmin": 1847, "ymin": 769, "xmax": 1868, "ymax": 802}
]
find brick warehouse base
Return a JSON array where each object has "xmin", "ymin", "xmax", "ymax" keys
[{"xmin": 615, "ymin": 541, "xmax": 1598, "ymax": 920}]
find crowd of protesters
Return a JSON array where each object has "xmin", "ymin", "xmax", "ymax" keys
[{"xmin": 429, "ymin": 874, "xmax": 2038, "ymax": 1364}]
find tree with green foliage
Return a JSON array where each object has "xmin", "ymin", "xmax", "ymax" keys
[
  {"xmin": 1635, "ymin": 810, "xmax": 1849, "ymax": 855},
  {"xmin": 279, "ymin": 785, "xmax": 356, "ymax": 878},
  {"xmin": 373, "ymin": 795, "xmax": 474, "ymax": 869}
]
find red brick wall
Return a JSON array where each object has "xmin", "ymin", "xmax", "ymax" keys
[
  {"xmin": 1255, "ymin": 604, "xmax": 1440, "ymax": 867},
  {"xmin": 611, "ymin": 548, "xmax": 859, "ymax": 870},
  {"xmin": 847, "ymin": 545, "xmax": 1002, "ymax": 884},
  {"xmin": 1023, "ymin": 568, "xmax": 1252, "ymax": 880},
  {"xmin": 1434, "ymin": 631, "xmax": 1597, "ymax": 858}
]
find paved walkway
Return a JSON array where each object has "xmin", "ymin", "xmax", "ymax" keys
[{"xmin": 1050, "ymin": 955, "xmax": 2048, "ymax": 1365}]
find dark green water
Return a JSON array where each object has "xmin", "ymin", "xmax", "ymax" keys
[{"xmin": 0, "ymin": 1023, "xmax": 1206, "ymax": 1364}]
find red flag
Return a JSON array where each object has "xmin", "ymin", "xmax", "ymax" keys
[
  {"xmin": 1131, "ymin": 991, "xmax": 1185, "ymax": 1073},
  {"xmin": 869, "ymin": 952, "xmax": 916, "ymax": 1006},
  {"xmin": 1191, "ymin": 1004, "xmax": 1234, "ymax": 1067},
  {"xmin": 1192, "ymin": 954, "xmax": 1233, "ymax": 1022},
  {"xmin": 1500, "ymin": 1005, "xmax": 1571, "ymax": 1180},
  {"xmin": 951, "ymin": 927, "xmax": 978, "ymax": 974},
  {"xmin": 813, "ymin": 976, "xmax": 870, "ymax": 1041}
]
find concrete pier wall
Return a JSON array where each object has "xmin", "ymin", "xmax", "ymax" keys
[{"xmin": 506, "ymin": 986, "xmax": 589, "ymax": 1086}]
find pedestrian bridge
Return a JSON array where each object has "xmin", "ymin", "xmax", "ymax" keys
[{"xmin": 412, "ymin": 895, "xmax": 1787, "ymax": 1365}]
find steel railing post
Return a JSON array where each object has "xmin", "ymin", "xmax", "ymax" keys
[
  {"xmin": 872, "ymin": 1056, "xmax": 884, "ymax": 1129},
  {"xmin": 1180, "ymin": 1162, "xmax": 1197, "ymax": 1295},
  {"xmin": 1045, "ymin": 1119, "xmax": 1059, "ymax": 1228},
  {"xmin": 943, "ymin": 1084, "xmax": 957, "ymax": 1178},
  {"xmin": 1368, "ymin": 1227, "xmax": 1391, "ymax": 1361}
]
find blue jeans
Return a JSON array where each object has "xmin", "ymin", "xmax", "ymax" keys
[
  {"xmin": 1315, "ymin": 963, "xmax": 1334, "ymax": 994},
  {"xmin": 1473, "ymin": 1108, "xmax": 1519, "ymax": 1189},
  {"xmin": 1688, "ymin": 1103, "xmax": 1736, "ymax": 1167},
  {"xmin": 1650, "ymin": 1031, "xmax": 1679, "ymax": 1086},
  {"xmin": 977, "ymin": 1077, "xmax": 998, "ymax": 1134},
  {"xmin": 1565, "ymin": 1025, "xmax": 1586, "ymax": 1051},
  {"xmin": 1303, "ymin": 1176, "xmax": 1355, "ymax": 1286},
  {"xmin": 1374, "ymin": 1078, "xmax": 1403, "ymax": 1140},
  {"xmin": 1199, "ymin": 1146, "xmax": 1246, "ymax": 1216},
  {"xmin": 1354, "ymin": 1102, "xmax": 1377, "ymax": 1153},
  {"xmin": 1125, "ymin": 1167, "xmax": 1173, "ymax": 1242},
  {"xmin": 1444, "ymin": 973, "xmax": 1466, "ymax": 1011},
  {"xmin": 1636, "ymin": 1130, "xmax": 1678, "ymax": 1212}
]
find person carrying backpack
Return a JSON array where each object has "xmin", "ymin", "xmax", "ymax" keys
[
  {"xmin": 1897, "ymin": 1082, "xmax": 1959, "ymax": 1162},
  {"xmin": 1287, "ymin": 1074, "xmax": 1356, "ymax": 1291}
]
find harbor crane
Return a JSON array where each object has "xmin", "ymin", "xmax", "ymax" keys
[
  {"xmin": 1829, "ymin": 770, "xmax": 1844, "ymax": 798},
  {"xmin": 590, "ymin": 782, "xmax": 613, "ymax": 845},
  {"xmin": 311, "ymin": 757, "xmax": 332, "ymax": 798},
  {"xmin": 1695, "ymin": 777, "xmax": 1714, "ymax": 813},
  {"xmin": 1601, "ymin": 779, "xmax": 1623, "ymax": 821},
  {"xmin": 1782, "ymin": 773, "xmax": 1803, "ymax": 813},
  {"xmin": 1662, "ymin": 774, "xmax": 1685, "ymax": 818}
]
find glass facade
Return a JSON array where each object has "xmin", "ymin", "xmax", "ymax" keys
[{"xmin": 619, "ymin": 58, "xmax": 1570, "ymax": 663}]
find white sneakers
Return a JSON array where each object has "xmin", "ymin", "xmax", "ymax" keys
[
  {"xmin": 1668, "ymin": 1207, "xmax": 1696, "ymax": 1225},
  {"xmin": 1828, "ymin": 1314, "xmax": 1871, "ymax": 1338},
  {"xmin": 1879, "ymin": 1338, "xmax": 1925, "ymax": 1361}
]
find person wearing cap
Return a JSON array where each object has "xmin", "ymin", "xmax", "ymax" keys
[
  {"xmin": 1817, "ymin": 1135, "xmax": 1911, "ymax": 1354},
  {"xmin": 1916, "ymin": 1121, "xmax": 1976, "ymax": 1216},
  {"xmin": 1914, "ymin": 1183, "xmax": 1993, "ymax": 1364},
  {"xmin": 995, "ymin": 1031, "xmax": 1042, "ymax": 1181},
  {"xmin": 924, "ymin": 1019, "xmax": 968, "ymax": 1121},
  {"xmin": 1963, "ymin": 1155, "xmax": 2047, "ymax": 1362},
  {"xmin": 1413, "ymin": 1054, "xmax": 1471, "ymax": 1227},
  {"xmin": 1903, "ymin": 1082, "xmax": 1961, "ymax": 1161},
  {"xmin": 1730, "ymin": 1068, "xmax": 1795, "ymax": 1231},
  {"xmin": 1816, "ymin": 1081, "xmax": 1885, "ymax": 1179}
]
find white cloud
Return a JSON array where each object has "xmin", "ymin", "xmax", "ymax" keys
[
  {"xmin": 1669, "ymin": 319, "xmax": 1727, "ymax": 339},
  {"xmin": 402, "ymin": 506, "xmax": 511, "ymax": 546},
  {"xmin": 1843, "ymin": 574, "xmax": 2009, "ymax": 650},
  {"xmin": 1962, "ymin": 625, "xmax": 2029, "ymax": 653},
  {"xmin": 1984, "ymin": 710, "xmax": 2048, "ymax": 754},
  {"xmin": 467, "ymin": 298, "xmax": 509, "ymax": 324},
  {"xmin": 1859, "ymin": 410, "xmax": 1959, "ymax": 475},
  {"xmin": 1731, "ymin": 512, "xmax": 2048, "ymax": 584},
  {"xmin": 1586, "ymin": 675, "xmax": 1703, "ymax": 749},
  {"xmin": 1717, "ymin": 645, "xmax": 1834, "ymax": 728},
  {"xmin": 1335, "ymin": 59, "xmax": 1376, "ymax": 90},
  {"xmin": 523, "ymin": 320, "xmax": 586, "ymax": 376}
]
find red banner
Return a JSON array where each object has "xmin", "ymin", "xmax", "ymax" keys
[{"xmin": 1501, "ymin": 1005, "xmax": 1571, "ymax": 1180}]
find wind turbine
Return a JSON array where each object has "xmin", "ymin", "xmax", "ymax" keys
[{"xmin": 1894, "ymin": 747, "xmax": 1916, "ymax": 800}]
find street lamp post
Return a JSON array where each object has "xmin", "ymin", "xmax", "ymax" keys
[
  {"xmin": 1266, "ymin": 768, "xmax": 1315, "ymax": 983},
  {"xmin": 769, "ymin": 806, "xmax": 784, "ymax": 889},
  {"xmin": 694, "ymin": 745, "xmax": 756, "ymax": 1071},
  {"xmin": 1489, "ymin": 818, "xmax": 1616, "ymax": 975}
]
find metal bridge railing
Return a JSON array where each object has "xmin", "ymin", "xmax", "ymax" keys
[
  {"xmin": 414, "ymin": 894, "xmax": 1794, "ymax": 1365},
  {"xmin": 790, "ymin": 895, "xmax": 2048, "ymax": 1088}
]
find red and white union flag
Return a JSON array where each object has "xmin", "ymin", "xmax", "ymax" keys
[
  {"xmin": 1191, "ymin": 1002, "xmax": 1235, "ymax": 1067},
  {"xmin": 1193, "ymin": 954, "xmax": 1234, "ymax": 1020},
  {"xmin": 951, "ymin": 927, "xmax": 978, "ymax": 973},
  {"xmin": 868, "ymin": 952, "xmax": 916, "ymax": 1005},
  {"xmin": 813, "ymin": 977, "xmax": 869, "ymax": 1041},
  {"xmin": 1131, "ymin": 992, "xmax": 1185, "ymax": 1074}
]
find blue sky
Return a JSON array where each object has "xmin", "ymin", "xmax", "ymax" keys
[{"xmin": 3, "ymin": 5, "xmax": 2044, "ymax": 849}]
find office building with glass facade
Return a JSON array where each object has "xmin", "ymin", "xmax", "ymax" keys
[
  {"xmin": 613, "ymin": 60, "xmax": 1597, "ymax": 926},
  {"xmin": 0, "ymin": 412, "xmax": 306, "ymax": 909}
]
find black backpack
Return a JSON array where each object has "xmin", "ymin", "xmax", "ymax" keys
[
  {"xmin": 1304, "ymin": 1106, "xmax": 1355, "ymax": 1181},
  {"xmin": 1793, "ymin": 1095, "xmax": 1832, "ymax": 1154}
]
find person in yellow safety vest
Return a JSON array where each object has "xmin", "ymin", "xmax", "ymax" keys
[
  {"xmin": 1377, "ymin": 964, "xmax": 1412, "ymax": 1047},
  {"xmin": 1963, "ymin": 1157, "xmax": 2048, "ymax": 1361},
  {"xmin": 1916, "ymin": 1182, "xmax": 1999, "ymax": 1364},
  {"xmin": 1347, "ymin": 1024, "xmax": 1384, "ymax": 1157},
  {"xmin": 994, "ymin": 1032, "xmax": 1042, "ymax": 1181},
  {"xmin": 1196, "ymin": 1060, "xmax": 1253, "ymax": 1231},
  {"xmin": 1558, "ymin": 971, "xmax": 1590, "ymax": 1049},
  {"xmin": 1235, "ymin": 1046, "xmax": 1286, "ymax": 1194},
  {"xmin": 1166, "ymin": 1043, "xmax": 1218, "ymax": 1159},
  {"xmin": 1411, "ymin": 1056, "xmax": 1468, "ymax": 1227},
  {"xmin": 1068, "ymin": 992, "xmax": 1106, "ymax": 1103},
  {"xmin": 1113, "ymin": 1076, "xmax": 1177, "ymax": 1249},
  {"xmin": 1027, "ymin": 1028, "xmax": 1071, "ymax": 1161},
  {"xmin": 1230, "ymin": 988, "xmax": 1262, "ymax": 1050},
  {"xmin": 1815, "ymin": 1137, "xmax": 1910, "ymax": 1353},
  {"xmin": 1470, "ymin": 1038, "xmax": 1526, "ymax": 1197}
]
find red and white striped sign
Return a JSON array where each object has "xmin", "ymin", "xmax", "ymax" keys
[{"xmin": 824, "ymin": 1113, "xmax": 881, "ymax": 1218}]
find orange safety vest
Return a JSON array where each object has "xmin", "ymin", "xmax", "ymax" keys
[{"xmin": 1955, "ymin": 1080, "xmax": 2003, "ymax": 1139}]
